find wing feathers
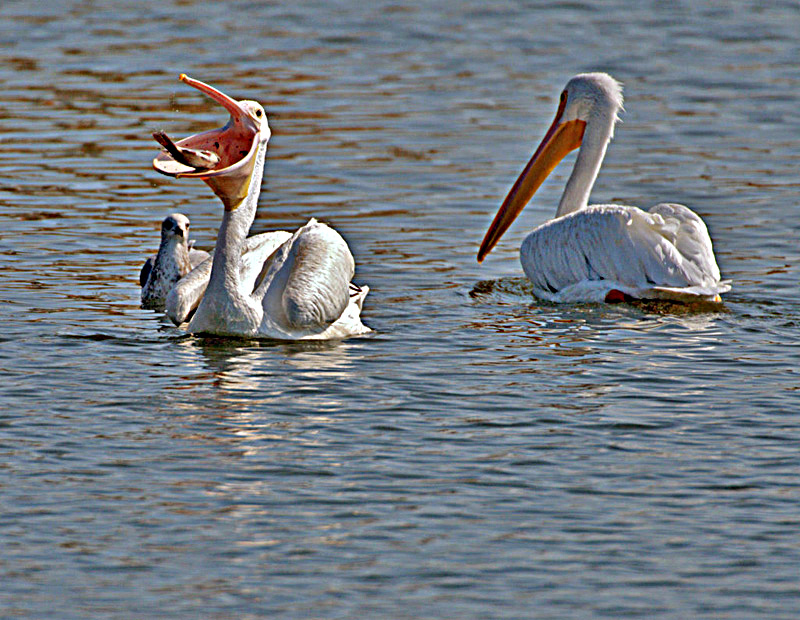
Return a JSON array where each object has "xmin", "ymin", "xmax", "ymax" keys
[
  {"xmin": 520, "ymin": 204, "xmax": 728, "ymax": 301},
  {"xmin": 260, "ymin": 220, "xmax": 355, "ymax": 329},
  {"xmin": 165, "ymin": 231, "xmax": 291, "ymax": 325}
]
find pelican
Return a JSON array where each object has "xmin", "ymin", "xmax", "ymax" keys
[
  {"xmin": 152, "ymin": 75, "xmax": 369, "ymax": 339},
  {"xmin": 478, "ymin": 73, "xmax": 730, "ymax": 303},
  {"xmin": 140, "ymin": 213, "xmax": 210, "ymax": 309}
]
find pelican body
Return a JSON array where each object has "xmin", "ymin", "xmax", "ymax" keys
[
  {"xmin": 478, "ymin": 73, "xmax": 729, "ymax": 303},
  {"xmin": 153, "ymin": 75, "xmax": 369, "ymax": 339},
  {"xmin": 140, "ymin": 213, "xmax": 209, "ymax": 309}
]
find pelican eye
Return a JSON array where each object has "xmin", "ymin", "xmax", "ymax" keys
[{"xmin": 255, "ymin": 109, "xmax": 262, "ymax": 117}]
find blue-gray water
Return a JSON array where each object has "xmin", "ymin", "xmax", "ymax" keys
[{"xmin": 1, "ymin": 1, "xmax": 799, "ymax": 618}]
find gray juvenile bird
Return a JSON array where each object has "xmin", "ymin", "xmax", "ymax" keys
[{"xmin": 140, "ymin": 213, "xmax": 210, "ymax": 310}]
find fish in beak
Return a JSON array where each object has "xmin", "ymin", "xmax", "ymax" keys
[
  {"xmin": 152, "ymin": 130, "xmax": 220, "ymax": 170},
  {"xmin": 152, "ymin": 74, "xmax": 269, "ymax": 210},
  {"xmin": 477, "ymin": 92, "xmax": 586, "ymax": 262}
]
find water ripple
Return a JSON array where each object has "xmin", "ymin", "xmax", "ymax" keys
[{"xmin": 1, "ymin": 0, "xmax": 799, "ymax": 618}]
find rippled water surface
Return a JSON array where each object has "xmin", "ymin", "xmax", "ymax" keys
[{"xmin": 2, "ymin": 1, "xmax": 799, "ymax": 618}]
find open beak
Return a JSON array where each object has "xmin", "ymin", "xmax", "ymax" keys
[
  {"xmin": 477, "ymin": 98, "xmax": 586, "ymax": 262},
  {"xmin": 153, "ymin": 74, "xmax": 263, "ymax": 210}
]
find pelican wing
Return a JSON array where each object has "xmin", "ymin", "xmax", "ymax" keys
[
  {"xmin": 647, "ymin": 203, "xmax": 721, "ymax": 282},
  {"xmin": 520, "ymin": 204, "xmax": 729, "ymax": 302},
  {"xmin": 258, "ymin": 219, "xmax": 355, "ymax": 330},
  {"xmin": 165, "ymin": 254, "xmax": 212, "ymax": 325},
  {"xmin": 239, "ymin": 231, "xmax": 293, "ymax": 294},
  {"xmin": 188, "ymin": 247, "xmax": 211, "ymax": 270}
]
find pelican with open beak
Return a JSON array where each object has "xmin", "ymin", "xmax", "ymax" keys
[{"xmin": 153, "ymin": 75, "xmax": 369, "ymax": 339}]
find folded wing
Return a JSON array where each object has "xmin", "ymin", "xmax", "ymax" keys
[
  {"xmin": 520, "ymin": 204, "xmax": 729, "ymax": 302},
  {"xmin": 259, "ymin": 219, "xmax": 355, "ymax": 330}
]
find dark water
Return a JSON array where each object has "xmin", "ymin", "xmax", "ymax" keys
[{"xmin": 2, "ymin": 1, "xmax": 799, "ymax": 617}]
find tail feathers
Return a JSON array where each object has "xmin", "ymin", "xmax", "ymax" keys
[
  {"xmin": 649, "ymin": 280, "xmax": 731, "ymax": 302},
  {"xmin": 349, "ymin": 283, "xmax": 369, "ymax": 311}
]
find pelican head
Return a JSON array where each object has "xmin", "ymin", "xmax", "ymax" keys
[
  {"xmin": 478, "ymin": 72, "xmax": 624, "ymax": 262},
  {"xmin": 153, "ymin": 75, "xmax": 271, "ymax": 211}
]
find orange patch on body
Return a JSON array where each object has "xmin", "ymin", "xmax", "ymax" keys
[{"xmin": 604, "ymin": 289, "xmax": 633, "ymax": 303}]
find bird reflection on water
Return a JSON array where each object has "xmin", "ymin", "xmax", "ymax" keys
[
  {"xmin": 466, "ymin": 276, "xmax": 729, "ymax": 414},
  {"xmin": 168, "ymin": 335, "xmax": 365, "ymax": 411}
]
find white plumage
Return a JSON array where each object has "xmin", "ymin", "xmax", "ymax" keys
[
  {"xmin": 522, "ymin": 204, "xmax": 726, "ymax": 302},
  {"xmin": 164, "ymin": 230, "xmax": 291, "ymax": 326},
  {"xmin": 479, "ymin": 73, "xmax": 729, "ymax": 303}
]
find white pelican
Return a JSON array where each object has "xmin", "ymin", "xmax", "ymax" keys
[
  {"xmin": 152, "ymin": 75, "xmax": 369, "ymax": 339},
  {"xmin": 140, "ymin": 213, "xmax": 210, "ymax": 309},
  {"xmin": 478, "ymin": 72, "xmax": 730, "ymax": 303}
]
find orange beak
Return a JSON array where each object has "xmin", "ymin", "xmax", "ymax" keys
[
  {"xmin": 478, "ymin": 97, "xmax": 586, "ymax": 262},
  {"xmin": 152, "ymin": 75, "xmax": 263, "ymax": 210}
]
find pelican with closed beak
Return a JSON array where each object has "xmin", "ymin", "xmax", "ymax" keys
[{"xmin": 478, "ymin": 72, "xmax": 729, "ymax": 303}]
